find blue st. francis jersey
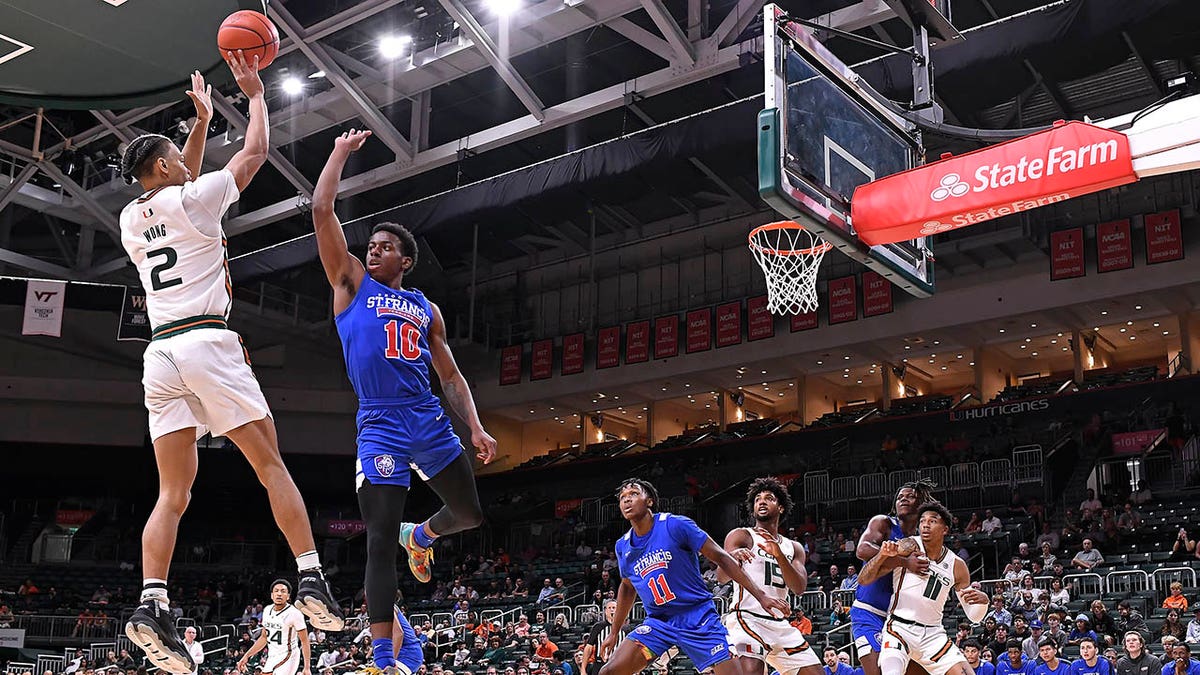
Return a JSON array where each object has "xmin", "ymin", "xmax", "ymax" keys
[
  {"xmin": 615, "ymin": 512, "xmax": 715, "ymax": 619},
  {"xmin": 335, "ymin": 275, "xmax": 436, "ymax": 402}
]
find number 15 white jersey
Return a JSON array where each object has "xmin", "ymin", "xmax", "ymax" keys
[{"xmin": 119, "ymin": 170, "xmax": 240, "ymax": 330}]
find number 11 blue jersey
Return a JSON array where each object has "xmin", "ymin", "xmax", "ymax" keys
[{"xmin": 616, "ymin": 512, "xmax": 715, "ymax": 619}]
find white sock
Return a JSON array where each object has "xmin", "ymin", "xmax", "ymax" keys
[
  {"xmin": 296, "ymin": 550, "xmax": 321, "ymax": 572},
  {"xmin": 141, "ymin": 578, "xmax": 169, "ymax": 610}
]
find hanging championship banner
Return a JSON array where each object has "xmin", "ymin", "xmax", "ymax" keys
[
  {"xmin": 685, "ymin": 308, "xmax": 712, "ymax": 353},
  {"xmin": 531, "ymin": 339, "xmax": 553, "ymax": 380},
  {"xmin": 1096, "ymin": 219, "xmax": 1133, "ymax": 273},
  {"xmin": 625, "ymin": 320, "xmax": 650, "ymax": 364},
  {"xmin": 862, "ymin": 271, "xmax": 893, "ymax": 317},
  {"xmin": 716, "ymin": 301, "xmax": 741, "ymax": 347},
  {"xmin": 561, "ymin": 333, "xmax": 584, "ymax": 375},
  {"xmin": 654, "ymin": 315, "xmax": 679, "ymax": 359},
  {"xmin": 827, "ymin": 275, "xmax": 857, "ymax": 324},
  {"xmin": 1144, "ymin": 209, "xmax": 1184, "ymax": 264},
  {"xmin": 22, "ymin": 279, "xmax": 67, "ymax": 337},
  {"xmin": 597, "ymin": 326, "xmax": 620, "ymax": 369},
  {"xmin": 118, "ymin": 286, "xmax": 152, "ymax": 341},
  {"xmin": 747, "ymin": 295, "xmax": 774, "ymax": 341},
  {"xmin": 790, "ymin": 311, "xmax": 817, "ymax": 331},
  {"xmin": 499, "ymin": 345, "xmax": 522, "ymax": 385},
  {"xmin": 1050, "ymin": 228, "xmax": 1085, "ymax": 280}
]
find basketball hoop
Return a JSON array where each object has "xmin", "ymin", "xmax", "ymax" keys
[{"xmin": 748, "ymin": 221, "xmax": 832, "ymax": 315}]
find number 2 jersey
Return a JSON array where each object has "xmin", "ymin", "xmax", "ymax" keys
[
  {"xmin": 616, "ymin": 512, "xmax": 715, "ymax": 620},
  {"xmin": 119, "ymin": 170, "xmax": 239, "ymax": 331},
  {"xmin": 334, "ymin": 274, "xmax": 436, "ymax": 402}
]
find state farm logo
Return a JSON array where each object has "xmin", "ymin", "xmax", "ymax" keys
[
  {"xmin": 920, "ymin": 220, "xmax": 953, "ymax": 235},
  {"xmin": 930, "ymin": 173, "xmax": 970, "ymax": 202}
]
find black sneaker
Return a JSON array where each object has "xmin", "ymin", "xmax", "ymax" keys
[
  {"xmin": 294, "ymin": 569, "xmax": 345, "ymax": 631},
  {"xmin": 124, "ymin": 601, "xmax": 196, "ymax": 675}
]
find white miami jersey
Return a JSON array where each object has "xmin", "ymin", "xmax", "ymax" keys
[
  {"xmin": 262, "ymin": 604, "xmax": 306, "ymax": 665},
  {"xmin": 732, "ymin": 528, "xmax": 798, "ymax": 616},
  {"xmin": 889, "ymin": 538, "xmax": 960, "ymax": 626},
  {"xmin": 119, "ymin": 170, "xmax": 240, "ymax": 331}
]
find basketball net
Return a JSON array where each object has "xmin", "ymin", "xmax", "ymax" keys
[{"xmin": 748, "ymin": 221, "xmax": 832, "ymax": 315}]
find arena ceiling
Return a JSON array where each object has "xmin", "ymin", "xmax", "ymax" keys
[{"xmin": 0, "ymin": 0, "xmax": 1197, "ymax": 319}]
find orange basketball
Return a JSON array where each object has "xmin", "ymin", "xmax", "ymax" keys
[{"xmin": 217, "ymin": 10, "xmax": 280, "ymax": 69}]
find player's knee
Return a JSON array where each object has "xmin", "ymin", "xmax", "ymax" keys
[
  {"xmin": 158, "ymin": 488, "xmax": 191, "ymax": 516},
  {"xmin": 455, "ymin": 502, "xmax": 483, "ymax": 529}
]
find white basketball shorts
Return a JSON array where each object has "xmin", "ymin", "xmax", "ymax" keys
[
  {"xmin": 880, "ymin": 617, "xmax": 967, "ymax": 675},
  {"xmin": 723, "ymin": 611, "xmax": 820, "ymax": 674}
]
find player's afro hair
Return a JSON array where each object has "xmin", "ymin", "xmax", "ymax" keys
[
  {"xmin": 891, "ymin": 477, "xmax": 938, "ymax": 515},
  {"xmin": 615, "ymin": 478, "xmax": 659, "ymax": 510},
  {"xmin": 745, "ymin": 476, "xmax": 794, "ymax": 521}
]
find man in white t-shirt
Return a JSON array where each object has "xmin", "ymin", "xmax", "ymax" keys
[
  {"xmin": 183, "ymin": 627, "xmax": 204, "ymax": 675},
  {"xmin": 119, "ymin": 52, "xmax": 342, "ymax": 675},
  {"xmin": 1080, "ymin": 490, "xmax": 1103, "ymax": 513},
  {"xmin": 981, "ymin": 510, "xmax": 1003, "ymax": 534}
]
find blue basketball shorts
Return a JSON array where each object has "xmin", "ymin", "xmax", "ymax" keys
[
  {"xmin": 354, "ymin": 395, "xmax": 464, "ymax": 489},
  {"xmin": 850, "ymin": 605, "xmax": 886, "ymax": 654},
  {"xmin": 394, "ymin": 607, "xmax": 424, "ymax": 675},
  {"xmin": 627, "ymin": 604, "xmax": 733, "ymax": 672}
]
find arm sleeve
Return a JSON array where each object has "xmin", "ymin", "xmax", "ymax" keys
[
  {"xmin": 959, "ymin": 593, "xmax": 989, "ymax": 623},
  {"xmin": 666, "ymin": 515, "xmax": 709, "ymax": 552},
  {"xmin": 182, "ymin": 170, "xmax": 240, "ymax": 237}
]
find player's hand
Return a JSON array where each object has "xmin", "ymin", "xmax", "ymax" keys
[
  {"xmin": 599, "ymin": 633, "xmax": 618, "ymax": 661},
  {"xmin": 895, "ymin": 537, "xmax": 919, "ymax": 557},
  {"xmin": 878, "ymin": 540, "xmax": 900, "ymax": 558},
  {"xmin": 757, "ymin": 594, "xmax": 791, "ymax": 618},
  {"xmin": 236, "ymin": 661, "xmax": 247, "ymax": 673},
  {"xmin": 958, "ymin": 588, "xmax": 989, "ymax": 605},
  {"xmin": 729, "ymin": 547, "xmax": 755, "ymax": 564},
  {"xmin": 901, "ymin": 554, "xmax": 930, "ymax": 575},
  {"xmin": 186, "ymin": 70, "xmax": 213, "ymax": 121},
  {"xmin": 303, "ymin": 668, "xmax": 312, "ymax": 675},
  {"xmin": 753, "ymin": 527, "xmax": 785, "ymax": 560},
  {"xmin": 472, "ymin": 427, "xmax": 497, "ymax": 464},
  {"xmin": 335, "ymin": 129, "xmax": 372, "ymax": 153},
  {"xmin": 226, "ymin": 50, "xmax": 265, "ymax": 98}
]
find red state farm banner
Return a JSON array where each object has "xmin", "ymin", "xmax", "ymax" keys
[
  {"xmin": 531, "ymin": 339, "xmax": 553, "ymax": 380},
  {"xmin": 1112, "ymin": 428, "xmax": 1165, "ymax": 455},
  {"xmin": 862, "ymin": 271, "xmax": 893, "ymax": 317},
  {"xmin": 685, "ymin": 308, "xmax": 712, "ymax": 353},
  {"xmin": 852, "ymin": 121, "xmax": 1138, "ymax": 245},
  {"xmin": 56, "ymin": 509, "xmax": 94, "ymax": 527},
  {"xmin": 625, "ymin": 320, "xmax": 650, "ymax": 363},
  {"xmin": 827, "ymin": 275, "xmax": 857, "ymax": 324},
  {"xmin": 1050, "ymin": 228, "xmax": 1085, "ymax": 280},
  {"xmin": 716, "ymin": 301, "xmax": 742, "ymax": 347},
  {"xmin": 790, "ymin": 311, "xmax": 817, "ymax": 331},
  {"xmin": 597, "ymin": 326, "xmax": 620, "ymax": 369},
  {"xmin": 654, "ymin": 315, "xmax": 679, "ymax": 359},
  {"xmin": 1145, "ymin": 209, "xmax": 1184, "ymax": 264},
  {"xmin": 561, "ymin": 332, "xmax": 584, "ymax": 375},
  {"xmin": 500, "ymin": 345, "xmax": 522, "ymax": 385},
  {"xmin": 746, "ymin": 295, "xmax": 774, "ymax": 341},
  {"xmin": 555, "ymin": 498, "xmax": 583, "ymax": 519},
  {"xmin": 1096, "ymin": 219, "xmax": 1133, "ymax": 273}
]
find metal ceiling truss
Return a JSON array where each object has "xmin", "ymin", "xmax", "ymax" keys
[{"xmin": 209, "ymin": 95, "xmax": 315, "ymax": 198}]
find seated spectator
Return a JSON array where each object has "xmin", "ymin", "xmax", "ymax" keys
[
  {"xmin": 1013, "ymin": 594, "xmax": 1039, "ymax": 624},
  {"xmin": 1041, "ymin": 542, "xmax": 1059, "ymax": 569},
  {"xmin": 453, "ymin": 643, "xmax": 472, "ymax": 668},
  {"xmin": 535, "ymin": 633, "xmax": 559, "ymax": 662},
  {"xmin": 1092, "ymin": 601, "xmax": 1119, "ymax": 646},
  {"xmin": 1068, "ymin": 615, "xmax": 1100, "ymax": 647},
  {"xmin": 1050, "ymin": 578, "xmax": 1071, "ymax": 606},
  {"xmin": 1014, "ymin": 616, "xmax": 1032, "ymax": 642},
  {"xmin": 1072, "ymin": 540, "xmax": 1104, "ymax": 570},
  {"xmin": 989, "ymin": 624, "xmax": 1014, "ymax": 657},
  {"xmin": 514, "ymin": 615, "xmax": 531, "ymax": 637},
  {"xmin": 0, "ymin": 605, "xmax": 12, "ymax": 628},
  {"xmin": 1165, "ymin": 584, "xmax": 1190, "ymax": 611},
  {"xmin": 1163, "ymin": 643, "xmax": 1200, "ymax": 675},
  {"xmin": 1037, "ymin": 637, "xmax": 1069, "ymax": 675},
  {"xmin": 823, "ymin": 648, "xmax": 853, "ymax": 675},
  {"xmin": 1130, "ymin": 481, "xmax": 1152, "ymax": 507},
  {"xmin": 1117, "ymin": 631, "xmax": 1161, "ymax": 675},
  {"xmin": 1163, "ymin": 611, "xmax": 1187, "ymax": 644},
  {"xmin": 1187, "ymin": 608, "xmax": 1200, "ymax": 645},
  {"xmin": 998, "ymin": 639, "xmax": 1033, "ymax": 675},
  {"xmin": 1020, "ymin": 576, "xmax": 1045, "ymax": 603},
  {"xmin": 963, "ymin": 640, "xmax": 995, "ymax": 675},
  {"xmin": 1116, "ymin": 601, "xmax": 1148, "ymax": 641},
  {"xmin": 983, "ymin": 510, "xmax": 1004, "ymax": 535},
  {"xmin": 1117, "ymin": 504, "xmax": 1142, "ymax": 535},
  {"xmin": 1022, "ymin": 622, "xmax": 1045, "ymax": 661},
  {"xmin": 791, "ymin": 606, "xmax": 813, "ymax": 635},
  {"xmin": 989, "ymin": 596, "xmax": 1014, "ymax": 627},
  {"xmin": 821, "ymin": 565, "xmax": 843, "ymax": 593},
  {"xmin": 1172, "ymin": 530, "xmax": 1198, "ymax": 563},
  {"xmin": 1038, "ymin": 523, "xmax": 1062, "ymax": 552},
  {"xmin": 1005, "ymin": 558, "xmax": 1030, "ymax": 583},
  {"xmin": 1074, "ymin": 638, "xmax": 1108, "ymax": 675},
  {"xmin": 1046, "ymin": 615, "xmax": 1069, "ymax": 649},
  {"xmin": 1017, "ymin": 543, "xmax": 1034, "ymax": 563},
  {"xmin": 840, "ymin": 565, "xmax": 858, "ymax": 590},
  {"xmin": 965, "ymin": 513, "xmax": 983, "ymax": 534},
  {"xmin": 828, "ymin": 599, "xmax": 850, "ymax": 628},
  {"xmin": 1081, "ymin": 489, "xmax": 1102, "ymax": 513},
  {"xmin": 549, "ymin": 615, "xmax": 569, "ymax": 640}
]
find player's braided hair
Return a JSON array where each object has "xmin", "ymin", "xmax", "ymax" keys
[
  {"xmin": 120, "ymin": 133, "xmax": 172, "ymax": 185},
  {"xmin": 615, "ymin": 478, "xmax": 658, "ymax": 511},
  {"xmin": 745, "ymin": 476, "xmax": 794, "ymax": 521},
  {"xmin": 372, "ymin": 222, "xmax": 419, "ymax": 271},
  {"xmin": 890, "ymin": 477, "xmax": 937, "ymax": 514}
]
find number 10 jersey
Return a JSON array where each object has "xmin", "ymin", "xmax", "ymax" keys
[{"xmin": 335, "ymin": 274, "xmax": 435, "ymax": 402}]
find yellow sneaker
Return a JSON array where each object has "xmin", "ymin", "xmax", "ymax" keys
[{"xmin": 400, "ymin": 522, "xmax": 434, "ymax": 583}]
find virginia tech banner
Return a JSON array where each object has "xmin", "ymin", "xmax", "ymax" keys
[{"xmin": 22, "ymin": 279, "xmax": 67, "ymax": 337}]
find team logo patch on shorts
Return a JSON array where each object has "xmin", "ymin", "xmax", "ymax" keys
[
  {"xmin": 634, "ymin": 625, "xmax": 652, "ymax": 635},
  {"xmin": 711, "ymin": 645, "xmax": 725, "ymax": 655},
  {"xmin": 374, "ymin": 455, "xmax": 396, "ymax": 477}
]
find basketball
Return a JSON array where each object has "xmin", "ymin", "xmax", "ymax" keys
[{"xmin": 217, "ymin": 10, "xmax": 279, "ymax": 69}]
